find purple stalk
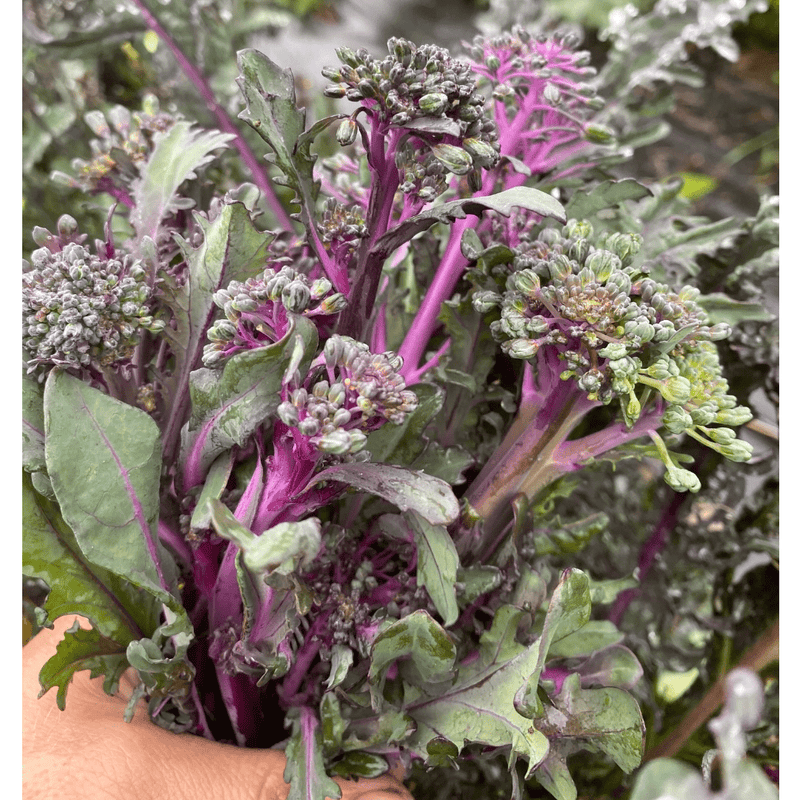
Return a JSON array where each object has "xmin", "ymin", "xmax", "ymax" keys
[
  {"xmin": 94, "ymin": 177, "xmax": 135, "ymax": 209},
  {"xmin": 608, "ymin": 490, "xmax": 687, "ymax": 627},
  {"xmin": 396, "ymin": 216, "xmax": 475, "ymax": 378},
  {"xmin": 158, "ymin": 518, "xmax": 193, "ymax": 566},
  {"xmin": 553, "ymin": 405, "xmax": 665, "ymax": 472},
  {"xmin": 207, "ymin": 462, "xmax": 267, "ymax": 745},
  {"xmin": 129, "ymin": 0, "xmax": 294, "ymax": 232},
  {"xmin": 280, "ymin": 611, "xmax": 332, "ymax": 705},
  {"xmin": 336, "ymin": 125, "xmax": 402, "ymax": 338}
]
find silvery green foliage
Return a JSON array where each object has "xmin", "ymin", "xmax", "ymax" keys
[
  {"xmin": 600, "ymin": 0, "xmax": 771, "ymax": 90},
  {"xmin": 630, "ymin": 668, "xmax": 777, "ymax": 800}
]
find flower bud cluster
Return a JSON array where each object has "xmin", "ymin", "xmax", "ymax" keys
[
  {"xmin": 319, "ymin": 198, "xmax": 369, "ymax": 260},
  {"xmin": 323, "ymin": 38, "xmax": 499, "ymax": 178},
  {"xmin": 467, "ymin": 217, "xmax": 752, "ymax": 468},
  {"xmin": 465, "ymin": 26, "xmax": 608, "ymax": 171},
  {"xmin": 203, "ymin": 264, "xmax": 346, "ymax": 366},
  {"xmin": 53, "ymin": 95, "xmax": 175, "ymax": 193},
  {"xmin": 277, "ymin": 335, "xmax": 418, "ymax": 456},
  {"xmin": 395, "ymin": 144, "xmax": 450, "ymax": 202},
  {"xmin": 23, "ymin": 236, "xmax": 161, "ymax": 377}
]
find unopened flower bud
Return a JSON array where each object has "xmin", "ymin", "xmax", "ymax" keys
[
  {"xmin": 57, "ymin": 215, "xmax": 79, "ymax": 237},
  {"xmin": 564, "ymin": 220, "xmax": 593, "ymax": 240},
  {"xmin": 431, "ymin": 143, "xmax": 473, "ymax": 175},
  {"xmin": 690, "ymin": 403, "xmax": 718, "ymax": 426},
  {"xmin": 701, "ymin": 426, "xmax": 737, "ymax": 445},
  {"xmin": 418, "ymin": 92, "xmax": 449, "ymax": 115},
  {"xmin": 584, "ymin": 250, "xmax": 621, "ymax": 283},
  {"xmin": 472, "ymin": 290, "xmax": 502, "ymax": 313},
  {"xmin": 548, "ymin": 254, "xmax": 574, "ymax": 282},
  {"xmin": 277, "ymin": 401, "xmax": 300, "ymax": 427},
  {"xmin": 282, "ymin": 281, "xmax": 311, "ymax": 312},
  {"xmin": 336, "ymin": 118, "xmax": 358, "ymax": 147},
  {"xmin": 660, "ymin": 376, "xmax": 692, "ymax": 405},
  {"xmin": 511, "ymin": 269, "xmax": 541, "ymax": 295},
  {"xmin": 462, "ymin": 137, "xmax": 499, "ymax": 168},
  {"xmin": 317, "ymin": 429, "xmax": 355, "ymax": 455},
  {"xmin": 718, "ymin": 439, "xmax": 754, "ymax": 463},
  {"xmin": 298, "ymin": 417, "xmax": 320, "ymax": 437},
  {"xmin": 713, "ymin": 406, "xmax": 753, "ymax": 426},
  {"xmin": 320, "ymin": 293, "xmax": 348, "ymax": 314},
  {"xmin": 706, "ymin": 322, "xmax": 732, "ymax": 341},
  {"xmin": 332, "ymin": 408, "xmax": 352, "ymax": 428},
  {"xmin": 665, "ymin": 466, "xmax": 701, "ymax": 493},
  {"xmin": 662, "ymin": 405, "xmax": 694, "ymax": 434},
  {"xmin": 503, "ymin": 338, "xmax": 540, "ymax": 359},
  {"xmin": 335, "ymin": 47, "xmax": 359, "ymax": 67}
]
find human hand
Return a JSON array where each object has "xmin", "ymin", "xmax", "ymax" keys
[{"xmin": 23, "ymin": 615, "xmax": 414, "ymax": 800}]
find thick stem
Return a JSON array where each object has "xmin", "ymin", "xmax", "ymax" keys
[
  {"xmin": 463, "ymin": 382, "xmax": 598, "ymax": 563},
  {"xmin": 129, "ymin": 0, "xmax": 294, "ymax": 231}
]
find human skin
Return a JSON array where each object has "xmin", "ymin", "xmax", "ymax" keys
[{"xmin": 23, "ymin": 615, "xmax": 414, "ymax": 800}]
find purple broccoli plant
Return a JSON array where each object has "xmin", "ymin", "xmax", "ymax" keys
[{"xmin": 22, "ymin": 11, "xmax": 772, "ymax": 800}]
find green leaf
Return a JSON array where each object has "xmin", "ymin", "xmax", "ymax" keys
[
  {"xmin": 369, "ymin": 610, "xmax": 457, "ymax": 692},
  {"xmin": 325, "ymin": 645, "xmax": 354, "ymax": 691},
  {"xmin": 44, "ymin": 371, "xmax": 172, "ymax": 599},
  {"xmin": 161, "ymin": 202, "xmax": 277, "ymax": 441},
  {"xmin": 539, "ymin": 569, "xmax": 593, "ymax": 654},
  {"xmin": 236, "ymin": 49, "xmax": 327, "ymax": 232},
  {"xmin": 574, "ymin": 645, "xmax": 644, "ymax": 690},
  {"xmin": 565, "ymin": 178, "xmax": 652, "ymax": 220},
  {"xmin": 208, "ymin": 499, "xmax": 321, "ymax": 576},
  {"xmin": 181, "ymin": 315, "xmax": 317, "ymax": 485},
  {"xmin": 130, "ymin": 121, "xmax": 235, "ymax": 247},
  {"xmin": 589, "ymin": 575, "xmax": 639, "ymax": 605},
  {"xmin": 403, "ymin": 605, "xmax": 550, "ymax": 777},
  {"xmin": 284, "ymin": 708, "xmax": 343, "ymax": 800},
  {"xmin": 457, "ymin": 565, "xmax": 504, "ymax": 606},
  {"xmin": 512, "ymin": 569, "xmax": 592, "ymax": 715},
  {"xmin": 23, "ymin": 375, "xmax": 46, "ymax": 473},
  {"xmin": 406, "ymin": 510, "xmax": 460, "ymax": 627},
  {"xmin": 629, "ymin": 759, "xmax": 707, "ymax": 800},
  {"xmin": 308, "ymin": 462, "xmax": 459, "ymax": 525},
  {"xmin": 37, "ymin": 620, "xmax": 130, "ymax": 711},
  {"xmin": 538, "ymin": 674, "xmax": 644, "ymax": 773},
  {"xmin": 646, "ymin": 217, "xmax": 742, "ymax": 276},
  {"xmin": 320, "ymin": 692, "xmax": 347, "ymax": 753},
  {"xmin": 366, "ymin": 383, "xmax": 444, "ymax": 465},
  {"xmin": 329, "ymin": 752, "xmax": 389, "ymax": 779},
  {"xmin": 43, "ymin": 372, "xmax": 194, "ymax": 700},
  {"xmin": 534, "ymin": 749, "xmax": 578, "ymax": 800},
  {"xmin": 698, "ymin": 292, "xmax": 775, "ymax": 326},
  {"xmin": 235, "ymin": 559, "xmax": 295, "ymax": 683},
  {"xmin": 340, "ymin": 707, "xmax": 416, "ymax": 754},
  {"xmin": 547, "ymin": 620, "xmax": 624, "ymax": 659},
  {"xmin": 410, "ymin": 443, "xmax": 474, "ymax": 486},
  {"xmin": 370, "ymin": 187, "xmax": 566, "ymax": 262},
  {"xmin": 189, "ymin": 452, "xmax": 235, "ymax": 532},
  {"xmin": 23, "ymin": 472, "xmax": 158, "ymax": 644}
]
